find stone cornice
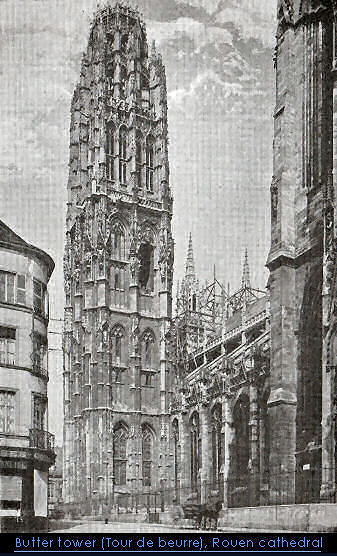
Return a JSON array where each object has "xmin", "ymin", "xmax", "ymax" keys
[
  {"xmin": 267, "ymin": 387, "xmax": 297, "ymax": 407},
  {"xmin": 266, "ymin": 243, "xmax": 321, "ymax": 271}
]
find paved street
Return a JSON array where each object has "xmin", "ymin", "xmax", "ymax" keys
[
  {"xmin": 53, "ymin": 521, "xmax": 298, "ymax": 534},
  {"xmin": 54, "ymin": 521, "xmax": 200, "ymax": 533}
]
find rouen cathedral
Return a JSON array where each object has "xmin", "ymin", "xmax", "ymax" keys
[
  {"xmin": 63, "ymin": 2, "xmax": 174, "ymax": 513},
  {"xmin": 62, "ymin": 0, "xmax": 337, "ymax": 527}
]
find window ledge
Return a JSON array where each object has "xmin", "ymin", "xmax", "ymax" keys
[
  {"xmin": 110, "ymin": 258, "xmax": 128, "ymax": 264},
  {"xmin": 140, "ymin": 291, "xmax": 154, "ymax": 297},
  {"xmin": 0, "ymin": 301, "xmax": 31, "ymax": 312}
]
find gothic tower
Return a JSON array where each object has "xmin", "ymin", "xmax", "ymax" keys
[
  {"xmin": 267, "ymin": 0, "xmax": 336, "ymax": 503},
  {"xmin": 63, "ymin": 2, "xmax": 174, "ymax": 513}
]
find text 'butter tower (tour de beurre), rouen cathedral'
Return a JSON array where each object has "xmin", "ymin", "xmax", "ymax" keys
[{"xmin": 63, "ymin": 2, "xmax": 174, "ymax": 513}]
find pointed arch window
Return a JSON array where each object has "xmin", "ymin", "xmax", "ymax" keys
[
  {"xmin": 106, "ymin": 124, "xmax": 114, "ymax": 180},
  {"xmin": 211, "ymin": 404, "xmax": 222, "ymax": 488},
  {"xmin": 142, "ymin": 331, "xmax": 155, "ymax": 369},
  {"xmin": 233, "ymin": 396, "xmax": 249, "ymax": 487},
  {"xmin": 190, "ymin": 412, "xmax": 200, "ymax": 488},
  {"xmin": 139, "ymin": 242, "xmax": 154, "ymax": 291},
  {"xmin": 120, "ymin": 65, "xmax": 128, "ymax": 98},
  {"xmin": 114, "ymin": 424, "xmax": 128, "ymax": 485},
  {"xmin": 172, "ymin": 419, "xmax": 180, "ymax": 494},
  {"xmin": 102, "ymin": 324, "xmax": 109, "ymax": 348},
  {"xmin": 111, "ymin": 325, "xmax": 125, "ymax": 365},
  {"xmin": 116, "ymin": 335, "xmax": 121, "ymax": 361},
  {"xmin": 141, "ymin": 74, "xmax": 150, "ymax": 109},
  {"xmin": 145, "ymin": 338, "xmax": 151, "ymax": 367},
  {"xmin": 111, "ymin": 223, "xmax": 126, "ymax": 260},
  {"xmin": 146, "ymin": 135, "xmax": 154, "ymax": 192},
  {"xmin": 119, "ymin": 126, "xmax": 127, "ymax": 185},
  {"xmin": 136, "ymin": 131, "xmax": 143, "ymax": 188},
  {"xmin": 142, "ymin": 425, "xmax": 153, "ymax": 487},
  {"xmin": 114, "ymin": 273, "xmax": 120, "ymax": 291},
  {"xmin": 121, "ymin": 35, "xmax": 128, "ymax": 54}
]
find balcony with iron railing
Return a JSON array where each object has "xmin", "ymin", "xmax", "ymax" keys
[{"xmin": 29, "ymin": 428, "xmax": 55, "ymax": 453}]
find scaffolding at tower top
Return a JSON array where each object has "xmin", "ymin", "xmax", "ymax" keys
[{"xmin": 172, "ymin": 238, "xmax": 265, "ymax": 377}]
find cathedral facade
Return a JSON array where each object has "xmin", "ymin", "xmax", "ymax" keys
[
  {"xmin": 62, "ymin": 0, "xmax": 337, "ymax": 522},
  {"xmin": 171, "ymin": 241, "xmax": 271, "ymax": 510},
  {"xmin": 172, "ymin": 0, "xmax": 337, "ymax": 511},
  {"xmin": 63, "ymin": 3, "xmax": 174, "ymax": 514}
]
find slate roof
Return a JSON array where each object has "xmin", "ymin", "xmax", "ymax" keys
[{"xmin": 0, "ymin": 220, "xmax": 54, "ymax": 279}]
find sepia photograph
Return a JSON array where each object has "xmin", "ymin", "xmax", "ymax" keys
[{"xmin": 0, "ymin": 0, "xmax": 337, "ymax": 545}]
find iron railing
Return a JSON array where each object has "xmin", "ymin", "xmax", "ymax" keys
[
  {"xmin": 29, "ymin": 429, "xmax": 55, "ymax": 452},
  {"xmin": 63, "ymin": 467, "xmax": 337, "ymax": 520}
]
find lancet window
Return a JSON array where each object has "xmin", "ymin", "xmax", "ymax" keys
[{"xmin": 114, "ymin": 424, "xmax": 128, "ymax": 485}]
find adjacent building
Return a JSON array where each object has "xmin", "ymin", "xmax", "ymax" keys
[
  {"xmin": 0, "ymin": 220, "xmax": 55, "ymax": 531},
  {"xmin": 63, "ymin": 2, "xmax": 174, "ymax": 515}
]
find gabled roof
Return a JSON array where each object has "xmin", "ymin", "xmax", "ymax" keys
[
  {"xmin": 0, "ymin": 219, "xmax": 30, "ymax": 248},
  {"xmin": 0, "ymin": 220, "xmax": 54, "ymax": 279}
]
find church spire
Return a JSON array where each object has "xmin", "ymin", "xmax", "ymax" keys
[
  {"xmin": 185, "ymin": 233, "xmax": 196, "ymax": 283},
  {"xmin": 241, "ymin": 248, "xmax": 251, "ymax": 289}
]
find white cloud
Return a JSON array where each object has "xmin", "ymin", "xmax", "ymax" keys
[
  {"xmin": 215, "ymin": 5, "xmax": 276, "ymax": 48},
  {"xmin": 234, "ymin": 0, "xmax": 276, "ymax": 21},
  {"xmin": 168, "ymin": 68, "xmax": 244, "ymax": 110},
  {"xmin": 175, "ymin": 0, "xmax": 220, "ymax": 13},
  {"xmin": 173, "ymin": 0, "xmax": 277, "ymax": 25},
  {"xmin": 148, "ymin": 17, "xmax": 233, "ymax": 50}
]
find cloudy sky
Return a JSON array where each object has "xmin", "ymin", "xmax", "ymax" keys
[{"xmin": 0, "ymin": 0, "xmax": 277, "ymax": 442}]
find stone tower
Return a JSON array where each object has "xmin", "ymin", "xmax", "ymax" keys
[
  {"xmin": 63, "ymin": 2, "xmax": 174, "ymax": 513},
  {"xmin": 267, "ymin": 0, "xmax": 336, "ymax": 503}
]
